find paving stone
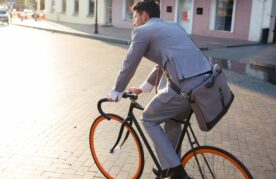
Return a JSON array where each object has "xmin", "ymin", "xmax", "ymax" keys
[{"xmin": 41, "ymin": 171, "xmax": 63, "ymax": 178}]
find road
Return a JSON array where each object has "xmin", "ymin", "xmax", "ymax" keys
[{"xmin": 0, "ymin": 25, "xmax": 276, "ymax": 178}]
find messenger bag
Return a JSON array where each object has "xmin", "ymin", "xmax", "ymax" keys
[{"xmin": 167, "ymin": 64, "xmax": 235, "ymax": 132}]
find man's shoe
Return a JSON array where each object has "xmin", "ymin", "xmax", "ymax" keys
[
  {"xmin": 170, "ymin": 165, "xmax": 191, "ymax": 179},
  {"xmin": 152, "ymin": 165, "xmax": 170, "ymax": 178}
]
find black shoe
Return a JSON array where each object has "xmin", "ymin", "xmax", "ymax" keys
[
  {"xmin": 152, "ymin": 165, "xmax": 170, "ymax": 178},
  {"xmin": 170, "ymin": 165, "xmax": 191, "ymax": 179}
]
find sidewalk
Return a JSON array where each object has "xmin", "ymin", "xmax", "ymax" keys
[
  {"xmin": 12, "ymin": 19, "xmax": 276, "ymax": 85},
  {"xmin": 11, "ymin": 19, "xmax": 260, "ymax": 48}
]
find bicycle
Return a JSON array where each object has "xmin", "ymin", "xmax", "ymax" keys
[{"xmin": 89, "ymin": 92, "xmax": 253, "ymax": 179}]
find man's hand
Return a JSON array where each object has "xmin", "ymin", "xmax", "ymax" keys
[
  {"xmin": 107, "ymin": 90, "xmax": 124, "ymax": 102},
  {"xmin": 106, "ymin": 97, "xmax": 116, "ymax": 102},
  {"xmin": 106, "ymin": 94, "xmax": 118, "ymax": 102},
  {"xmin": 129, "ymin": 87, "xmax": 143, "ymax": 95}
]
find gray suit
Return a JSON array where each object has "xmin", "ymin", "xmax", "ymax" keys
[{"xmin": 113, "ymin": 18, "xmax": 211, "ymax": 169}]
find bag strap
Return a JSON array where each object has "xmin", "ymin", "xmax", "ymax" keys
[{"xmin": 164, "ymin": 69, "xmax": 212, "ymax": 99}]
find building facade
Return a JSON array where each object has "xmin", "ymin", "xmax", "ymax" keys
[
  {"xmin": 113, "ymin": 0, "xmax": 276, "ymax": 43},
  {"xmin": 45, "ymin": 0, "xmax": 112, "ymax": 25},
  {"xmin": 45, "ymin": 0, "xmax": 276, "ymax": 43}
]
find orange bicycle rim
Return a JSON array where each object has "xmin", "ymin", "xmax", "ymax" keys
[{"xmin": 90, "ymin": 115, "xmax": 143, "ymax": 179}]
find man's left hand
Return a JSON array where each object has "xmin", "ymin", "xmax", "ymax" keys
[{"xmin": 129, "ymin": 87, "xmax": 143, "ymax": 95}]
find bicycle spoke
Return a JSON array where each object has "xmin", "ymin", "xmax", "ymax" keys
[
  {"xmin": 182, "ymin": 146, "xmax": 252, "ymax": 179},
  {"xmin": 201, "ymin": 152, "xmax": 216, "ymax": 178}
]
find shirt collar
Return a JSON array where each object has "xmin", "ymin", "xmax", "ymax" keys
[{"xmin": 146, "ymin": 18, "xmax": 162, "ymax": 24}]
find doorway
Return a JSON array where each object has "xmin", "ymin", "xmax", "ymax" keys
[{"xmin": 177, "ymin": 0, "xmax": 194, "ymax": 34}]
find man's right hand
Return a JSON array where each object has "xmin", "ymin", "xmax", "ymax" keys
[{"xmin": 129, "ymin": 87, "xmax": 143, "ymax": 95}]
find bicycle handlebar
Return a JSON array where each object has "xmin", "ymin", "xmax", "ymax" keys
[
  {"xmin": 122, "ymin": 92, "xmax": 138, "ymax": 100},
  {"xmin": 97, "ymin": 92, "xmax": 139, "ymax": 120},
  {"xmin": 97, "ymin": 98, "xmax": 111, "ymax": 119}
]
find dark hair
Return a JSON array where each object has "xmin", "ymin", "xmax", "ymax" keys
[{"xmin": 132, "ymin": 0, "xmax": 160, "ymax": 18}]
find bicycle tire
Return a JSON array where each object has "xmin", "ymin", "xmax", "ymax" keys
[
  {"xmin": 181, "ymin": 146, "xmax": 253, "ymax": 179},
  {"xmin": 89, "ymin": 114, "xmax": 144, "ymax": 179}
]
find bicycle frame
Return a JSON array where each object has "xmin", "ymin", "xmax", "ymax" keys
[
  {"xmin": 98, "ymin": 96, "xmax": 204, "ymax": 175},
  {"xmin": 95, "ymin": 95, "xmax": 253, "ymax": 179}
]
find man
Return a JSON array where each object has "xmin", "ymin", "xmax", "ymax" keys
[{"xmin": 108, "ymin": 1, "xmax": 211, "ymax": 178}]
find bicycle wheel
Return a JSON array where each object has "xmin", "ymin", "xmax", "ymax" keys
[
  {"xmin": 182, "ymin": 146, "xmax": 253, "ymax": 179},
  {"xmin": 89, "ymin": 114, "xmax": 144, "ymax": 179}
]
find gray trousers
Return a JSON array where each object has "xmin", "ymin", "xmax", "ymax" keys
[
  {"xmin": 141, "ymin": 73, "xmax": 209, "ymax": 170},
  {"xmin": 142, "ymin": 91, "xmax": 190, "ymax": 169}
]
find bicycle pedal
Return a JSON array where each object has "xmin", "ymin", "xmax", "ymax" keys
[{"xmin": 153, "ymin": 167, "xmax": 170, "ymax": 178}]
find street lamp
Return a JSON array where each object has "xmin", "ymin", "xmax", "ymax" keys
[{"xmin": 94, "ymin": 0, "xmax": 99, "ymax": 34}]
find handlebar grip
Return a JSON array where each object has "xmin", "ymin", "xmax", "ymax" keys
[
  {"xmin": 97, "ymin": 98, "xmax": 111, "ymax": 120},
  {"xmin": 122, "ymin": 92, "xmax": 138, "ymax": 100}
]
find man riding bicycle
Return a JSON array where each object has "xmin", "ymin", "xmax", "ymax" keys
[{"xmin": 107, "ymin": 1, "xmax": 211, "ymax": 178}]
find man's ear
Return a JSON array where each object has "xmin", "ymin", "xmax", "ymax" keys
[{"xmin": 142, "ymin": 11, "xmax": 150, "ymax": 22}]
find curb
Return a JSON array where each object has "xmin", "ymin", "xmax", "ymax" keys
[
  {"xmin": 212, "ymin": 58, "xmax": 276, "ymax": 84},
  {"xmin": 13, "ymin": 23, "xmax": 262, "ymax": 50},
  {"xmin": 226, "ymin": 43, "xmax": 263, "ymax": 48},
  {"xmin": 249, "ymin": 59, "xmax": 276, "ymax": 70},
  {"xmin": 13, "ymin": 23, "xmax": 130, "ymax": 45},
  {"xmin": 212, "ymin": 57, "xmax": 275, "ymax": 70},
  {"xmin": 12, "ymin": 23, "xmax": 223, "ymax": 50}
]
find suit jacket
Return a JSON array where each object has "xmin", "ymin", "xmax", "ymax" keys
[{"xmin": 113, "ymin": 18, "xmax": 211, "ymax": 97}]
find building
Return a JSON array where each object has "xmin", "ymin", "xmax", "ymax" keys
[
  {"xmin": 0, "ymin": 0, "xmax": 25, "ymax": 10},
  {"xmin": 0, "ymin": 0, "xmax": 40, "ymax": 10},
  {"xmin": 45, "ymin": 0, "xmax": 276, "ymax": 43},
  {"xmin": 113, "ymin": 0, "xmax": 276, "ymax": 43},
  {"xmin": 45, "ymin": 0, "xmax": 112, "ymax": 25}
]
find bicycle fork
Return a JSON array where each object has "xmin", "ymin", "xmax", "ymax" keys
[{"xmin": 109, "ymin": 117, "xmax": 132, "ymax": 153}]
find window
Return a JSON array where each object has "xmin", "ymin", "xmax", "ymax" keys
[
  {"xmin": 51, "ymin": 0, "xmax": 55, "ymax": 12},
  {"xmin": 124, "ymin": 0, "xmax": 135, "ymax": 20},
  {"xmin": 62, "ymin": 0, "xmax": 66, "ymax": 13},
  {"xmin": 74, "ymin": 0, "xmax": 79, "ymax": 14},
  {"xmin": 41, "ymin": 0, "xmax": 45, "ymax": 10},
  {"xmin": 215, "ymin": 0, "xmax": 234, "ymax": 31},
  {"xmin": 88, "ymin": 0, "xmax": 95, "ymax": 16}
]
